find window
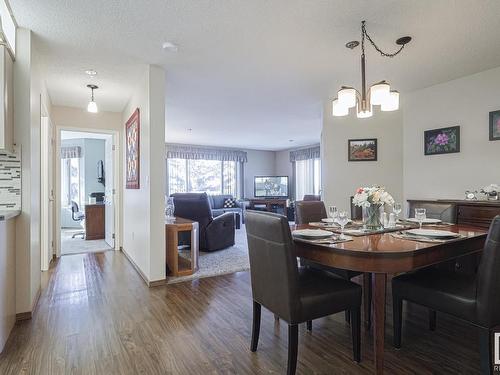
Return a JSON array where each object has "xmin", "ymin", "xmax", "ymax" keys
[
  {"xmin": 295, "ymin": 158, "xmax": 321, "ymax": 200},
  {"xmin": 61, "ymin": 158, "xmax": 82, "ymax": 207},
  {"xmin": 167, "ymin": 158, "xmax": 239, "ymax": 197}
]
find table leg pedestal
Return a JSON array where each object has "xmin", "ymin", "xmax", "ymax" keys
[{"xmin": 373, "ymin": 273, "xmax": 387, "ymax": 374}]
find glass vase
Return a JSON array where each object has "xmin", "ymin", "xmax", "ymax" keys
[{"xmin": 362, "ymin": 204, "xmax": 383, "ymax": 231}]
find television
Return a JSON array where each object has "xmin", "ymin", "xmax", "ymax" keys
[{"xmin": 254, "ymin": 176, "xmax": 289, "ymax": 198}]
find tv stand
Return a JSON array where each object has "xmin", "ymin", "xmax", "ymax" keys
[{"xmin": 249, "ymin": 198, "xmax": 288, "ymax": 217}]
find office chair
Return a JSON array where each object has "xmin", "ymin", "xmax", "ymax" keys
[{"xmin": 71, "ymin": 201, "xmax": 86, "ymax": 239}]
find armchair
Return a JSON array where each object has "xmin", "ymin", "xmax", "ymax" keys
[{"xmin": 171, "ymin": 193, "xmax": 235, "ymax": 251}]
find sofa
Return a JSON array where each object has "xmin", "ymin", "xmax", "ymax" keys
[
  {"xmin": 171, "ymin": 193, "xmax": 235, "ymax": 252},
  {"xmin": 207, "ymin": 194, "xmax": 245, "ymax": 228}
]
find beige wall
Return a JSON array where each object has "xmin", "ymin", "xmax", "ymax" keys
[
  {"xmin": 403, "ymin": 66, "xmax": 500, "ymax": 200},
  {"xmin": 321, "ymin": 103, "xmax": 404, "ymax": 212},
  {"xmin": 243, "ymin": 149, "xmax": 276, "ymax": 198},
  {"xmin": 122, "ymin": 65, "xmax": 166, "ymax": 283}
]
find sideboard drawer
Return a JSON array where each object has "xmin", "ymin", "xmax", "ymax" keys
[{"xmin": 457, "ymin": 205, "xmax": 500, "ymax": 229}]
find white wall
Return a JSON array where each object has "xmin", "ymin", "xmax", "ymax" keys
[
  {"xmin": 13, "ymin": 28, "xmax": 51, "ymax": 314},
  {"xmin": 321, "ymin": 103, "xmax": 404, "ymax": 212},
  {"xmin": 122, "ymin": 65, "xmax": 166, "ymax": 283},
  {"xmin": 404, "ymin": 66, "xmax": 500, "ymax": 200}
]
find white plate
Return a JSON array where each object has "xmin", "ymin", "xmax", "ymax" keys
[
  {"xmin": 321, "ymin": 218, "xmax": 335, "ymax": 223},
  {"xmin": 406, "ymin": 218, "xmax": 442, "ymax": 224},
  {"xmin": 406, "ymin": 229, "xmax": 459, "ymax": 238},
  {"xmin": 292, "ymin": 229, "xmax": 334, "ymax": 239}
]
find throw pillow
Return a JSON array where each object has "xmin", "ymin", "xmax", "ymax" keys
[{"xmin": 223, "ymin": 198, "xmax": 236, "ymax": 208}]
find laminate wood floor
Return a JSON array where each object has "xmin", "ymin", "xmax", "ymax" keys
[{"xmin": 0, "ymin": 251, "xmax": 481, "ymax": 374}]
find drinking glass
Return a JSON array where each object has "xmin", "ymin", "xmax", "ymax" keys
[
  {"xmin": 414, "ymin": 208, "xmax": 426, "ymax": 229},
  {"xmin": 392, "ymin": 203, "xmax": 402, "ymax": 221},
  {"xmin": 328, "ymin": 206, "xmax": 338, "ymax": 223},
  {"xmin": 337, "ymin": 210, "xmax": 350, "ymax": 240}
]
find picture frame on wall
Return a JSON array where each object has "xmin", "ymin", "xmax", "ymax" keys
[
  {"xmin": 125, "ymin": 108, "xmax": 140, "ymax": 189},
  {"xmin": 424, "ymin": 126, "xmax": 460, "ymax": 155},
  {"xmin": 489, "ymin": 110, "xmax": 500, "ymax": 141},
  {"xmin": 348, "ymin": 138, "xmax": 377, "ymax": 161}
]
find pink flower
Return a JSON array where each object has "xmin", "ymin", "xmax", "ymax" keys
[
  {"xmin": 356, "ymin": 188, "xmax": 364, "ymax": 194},
  {"xmin": 434, "ymin": 133, "xmax": 449, "ymax": 145}
]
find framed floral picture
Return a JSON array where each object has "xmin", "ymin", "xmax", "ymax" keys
[
  {"xmin": 424, "ymin": 126, "xmax": 460, "ymax": 155},
  {"xmin": 348, "ymin": 138, "xmax": 377, "ymax": 161},
  {"xmin": 125, "ymin": 108, "xmax": 140, "ymax": 189},
  {"xmin": 489, "ymin": 110, "xmax": 500, "ymax": 141}
]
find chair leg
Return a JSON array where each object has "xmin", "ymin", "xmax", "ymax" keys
[
  {"xmin": 306, "ymin": 320, "xmax": 312, "ymax": 331},
  {"xmin": 478, "ymin": 326, "xmax": 492, "ymax": 375},
  {"xmin": 250, "ymin": 301, "xmax": 261, "ymax": 352},
  {"xmin": 287, "ymin": 324, "xmax": 298, "ymax": 375},
  {"xmin": 429, "ymin": 309, "xmax": 437, "ymax": 331},
  {"xmin": 345, "ymin": 310, "xmax": 351, "ymax": 324},
  {"xmin": 351, "ymin": 307, "xmax": 361, "ymax": 363},
  {"xmin": 363, "ymin": 272, "xmax": 372, "ymax": 331},
  {"xmin": 393, "ymin": 296, "xmax": 403, "ymax": 349}
]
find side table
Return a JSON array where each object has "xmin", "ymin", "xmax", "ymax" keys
[{"xmin": 165, "ymin": 217, "xmax": 199, "ymax": 277}]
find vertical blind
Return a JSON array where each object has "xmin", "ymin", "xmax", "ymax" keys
[{"xmin": 290, "ymin": 145, "xmax": 321, "ymax": 201}]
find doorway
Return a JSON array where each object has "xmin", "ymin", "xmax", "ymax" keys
[{"xmin": 58, "ymin": 130, "xmax": 116, "ymax": 255}]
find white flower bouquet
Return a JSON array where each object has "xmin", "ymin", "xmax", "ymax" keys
[{"xmin": 352, "ymin": 186, "xmax": 395, "ymax": 208}]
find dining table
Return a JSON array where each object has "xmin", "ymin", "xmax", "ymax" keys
[{"xmin": 292, "ymin": 223, "xmax": 488, "ymax": 374}]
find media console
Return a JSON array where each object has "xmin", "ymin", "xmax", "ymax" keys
[{"xmin": 248, "ymin": 198, "xmax": 288, "ymax": 217}]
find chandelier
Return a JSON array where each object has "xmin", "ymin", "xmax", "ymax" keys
[{"xmin": 332, "ymin": 21, "xmax": 411, "ymax": 118}]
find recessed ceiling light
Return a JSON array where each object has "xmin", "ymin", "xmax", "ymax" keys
[
  {"xmin": 187, "ymin": 128, "xmax": 192, "ymax": 132},
  {"xmin": 289, "ymin": 139, "xmax": 294, "ymax": 142},
  {"xmin": 85, "ymin": 69, "xmax": 97, "ymax": 77},
  {"xmin": 162, "ymin": 42, "xmax": 178, "ymax": 52}
]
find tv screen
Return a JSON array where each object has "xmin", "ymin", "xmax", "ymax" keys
[{"xmin": 254, "ymin": 176, "xmax": 288, "ymax": 198}]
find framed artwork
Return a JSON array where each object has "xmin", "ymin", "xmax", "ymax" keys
[
  {"xmin": 424, "ymin": 126, "xmax": 460, "ymax": 155},
  {"xmin": 348, "ymin": 138, "xmax": 377, "ymax": 161},
  {"xmin": 125, "ymin": 108, "xmax": 140, "ymax": 189},
  {"xmin": 489, "ymin": 110, "xmax": 500, "ymax": 141}
]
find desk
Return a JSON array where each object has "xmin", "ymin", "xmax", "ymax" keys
[
  {"xmin": 166, "ymin": 217, "xmax": 199, "ymax": 277},
  {"xmin": 84, "ymin": 204, "xmax": 105, "ymax": 240},
  {"xmin": 249, "ymin": 198, "xmax": 288, "ymax": 217},
  {"xmin": 293, "ymin": 223, "xmax": 487, "ymax": 374}
]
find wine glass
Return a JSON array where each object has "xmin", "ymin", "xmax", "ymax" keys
[
  {"xmin": 414, "ymin": 208, "xmax": 426, "ymax": 229},
  {"xmin": 328, "ymin": 206, "xmax": 338, "ymax": 224},
  {"xmin": 337, "ymin": 210, "xmax": 350, "ymax": 240},
  {"xmin": 392, "ymin": 203, "xmax": 402, "ymax": 221}
]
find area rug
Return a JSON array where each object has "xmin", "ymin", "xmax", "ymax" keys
[
  {"xmin": 166, "ymin": 225, "xmax": 250, "ymax": 284},
  {"xmin": 61, "ymin": 229, "xmax": 113, "ymax": 255}
]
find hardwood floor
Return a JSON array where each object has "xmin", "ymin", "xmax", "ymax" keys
[{"xmin": 0, "ymin": 251, "xmax": 481, "ymax": 374}]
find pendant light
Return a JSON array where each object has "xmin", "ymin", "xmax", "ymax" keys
[
  {"xmin": 87, "ymin": 84, "xmax": 99, "ymax": 113},
  {"xmin": 332, "ymin": 21, "xmax": 411, "ymax": 118}
]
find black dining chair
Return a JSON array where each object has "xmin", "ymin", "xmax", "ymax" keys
[
  {"xmin": 245, "ymin": 211, "xmax": 362, "ymax": 375},
  {"xmin": 392, "ymin": 215, "xmax": 500, "ymax": 374},
  {"xmin": 295, "ymin": 200, "xmax": 372, "ymax": 328}
]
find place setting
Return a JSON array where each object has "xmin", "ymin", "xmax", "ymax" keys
[{"xmin": 292, "ymin": 219, "xmax": 353, "ymax": 246}]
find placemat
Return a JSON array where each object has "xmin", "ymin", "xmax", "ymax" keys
[
  {"xmin": 293, "ymin": 235, "xmax": 353, "ymax": 246},
  {"xmin": 390, "ymin": 232, "xmax": 465, "ymax": 244}
]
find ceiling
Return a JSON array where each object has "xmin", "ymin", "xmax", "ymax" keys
[{"xmin": 10, "ymin": 0, "xmax": 500, "ymax": 150}]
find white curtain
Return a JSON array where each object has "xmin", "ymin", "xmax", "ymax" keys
[{"xmin": 295, "ymin": 158, "xmax": 321, "ymax": 200}]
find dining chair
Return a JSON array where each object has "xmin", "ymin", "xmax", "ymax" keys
[
  {"xmin": 295, "ymin": 200, "xmax": 372, "ymax": 328},
  {"xmin": 245, "ymin": 211, "xmax": 362, "ymax": 375},
  {"xmin": 303, "ymin": 194, "xmax": 321, "ymax": 201},
  {"xmin": 392, "ymin": 215, "xmax": 500, "ymax": 374}
]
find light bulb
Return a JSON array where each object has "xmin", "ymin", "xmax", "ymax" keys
[
  {"xmin": 370, "ymin": 81, "xmax": 390, "ymax": 105},
  {"xmin": 332, "ymin": 98, "xmax": 348, "ymax": 116},
  {"xmin": 381, "ymin": 90, "xmax": 399, "ymax": 111},
  {"xmin": 356, "ymin": 102, "xmax": 372, "ymax": 118},
  {"xmin": 87, "ymin": 100, "xmax": 98, "ymax": 113}
]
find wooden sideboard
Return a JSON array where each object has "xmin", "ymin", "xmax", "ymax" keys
[
  {"xmin": 407, "ymin": 199, "xmax": 500, "ymax": 229},
  {"xmin": 407, "ymin": 199, "xmax": 500, "ymax": 274}
]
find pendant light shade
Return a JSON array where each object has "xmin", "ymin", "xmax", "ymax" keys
[
  {"xmin": 332, "ymin": 98, "xmax": 348, "ymax": 116},
  {"xmin": 381, "ymin": 90, "xmax": 399, "ymax": 111},
  {"xmin": 86, "ymin": 84, "xmax": 99, "ymax": 113},
  {"xmin": 370, "ymin": 81, "xmax": 390, "ymax": 105},
  {"xmin": 338, "ymin": 87, "xmax": 357, "ymax": 108},
  {"xmin": 356, "ymin": 103, "xmax": 373, "ymax": 118}
]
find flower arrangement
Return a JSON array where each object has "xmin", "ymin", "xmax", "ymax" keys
[
  {"xmin": 481, "ymin": 184, "xmax": 500, "ymax": 194},
  {"xmin": 352, "ymin": 186, "xmax": 395, "ymax": 208}
]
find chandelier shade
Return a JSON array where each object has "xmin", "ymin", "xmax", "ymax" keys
[
  {"xmin": 381, "ymin": 90, "xmax": 399, "ymax": 112},
  {"xmin": 331, "ymin": 21, "xmax": 410, "ymax": 119}
]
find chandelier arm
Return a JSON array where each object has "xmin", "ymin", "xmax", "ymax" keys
[{"xmin": 361, "ymin": 21, "xmax": 405, "ymax": 58}]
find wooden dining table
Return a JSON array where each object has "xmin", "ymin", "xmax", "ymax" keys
[{"xmin": 293, "ymin": 223, "xmax": 488, "ymax": 374}]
